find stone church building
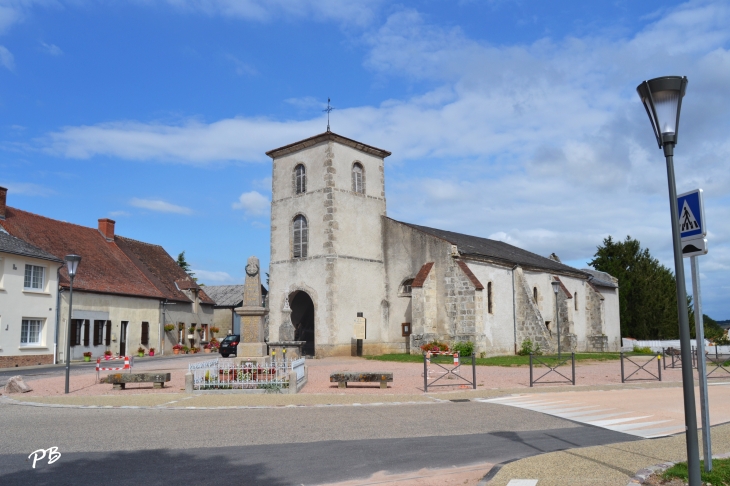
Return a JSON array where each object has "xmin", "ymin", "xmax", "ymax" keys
[{"xmin": 266, "ymin": 131, "xmax": 620, "ymax": 357}]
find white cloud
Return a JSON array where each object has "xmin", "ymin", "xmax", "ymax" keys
[
  {"xmin": 0, "ymin": 0, "xmax": 58, "ymax": 35},
  {"xmin": 0, "ymin": 45, "xmax": 14, "ymax": 70},
  {"xmin": 1, "ymin": 181, "xmax": 53, "ymax": 196},
  {"xmin": 192, "ymin": 269, "xmax": 234, "ymax": 283},
  {"xmin": 108, "ymin": 210, "xmax": 130, "ymax": 217},
  {"xmin": 129, "ymin": 197, "xmax": 193, "ymax": 215},
  {"xmin": 40, "ymin": 41, "xmax": 62, "ymax": 56},
  {"xmin": 224, "ymin": 54, "xmax": 257, "ymax": 76},
  {"xmin": 232, "ymin": 191, "xmax": 269, "ymax": 216}
]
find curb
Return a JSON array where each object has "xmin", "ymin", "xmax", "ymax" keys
[{"xmin": 627, "ymin": 451, "xmax": 730, "ymax": 485}]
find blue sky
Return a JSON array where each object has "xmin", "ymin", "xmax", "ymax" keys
[{"xmin": 2, "ymin": 0, "xmax": 730, "ymax": 319}]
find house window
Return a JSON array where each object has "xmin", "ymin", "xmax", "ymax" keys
[
  {"xmin": 178, "ymin": 323, "xmax": 185, "ymax": 344},
  {"xmin": 83, "ymin": 320, "xmax": 90, "ymax": 346},
  {"xmin": 574, "ymin": 292, "xmax": 578, "ymax": 310},
  {"xmin": 294, "ymin": 164, "xmax": 306, "ymax": 194},
  {"xmin": 20, "ymin": 319, "xmax": 43, "ymax": 346},
  {"xmin": 293, "ymin": 215, "xmax": 308, "ymax": 258},
  {"xmin": 352, "ymin": 163, "xmax": 364, "ymax": 194},
  {"xmin": 201, "ymin": 324, "xmax": 209, "ymax": 341},
  {"xmin": 399, "ymin": 278, "xmax": 414, "ymax": 296},
  {"xmin": 141, "ymin": 322, "xmax": 149, "ymax": 346},
  {"xmin": 93, "ymin": 320, "xmax": 105, "ymax": 346},
  {"xmin": 70, "ymin": 319, "xmax": 82, "ymax": 346},
  {"xmin": 533, "ymin": 287, "xmax": 538, "ymax": 303},
  {"xmin": 24, "ymin": 264, "xmax": 45, "ymax": 290},
  {"xmin": 487, "ymin": 282, "xmax": 493, "ymax": 314}
]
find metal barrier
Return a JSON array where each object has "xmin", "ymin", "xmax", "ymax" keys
[
  {"xmin": 96, "ymin": 355, "xmax": 133, "ymax": 382},
  {"xmin": 529, "ymin": 353, "xmax": 575, "ymax": 387},
  {"xmin": 620, "ymin": 352, "xmax": 662, "ymax": 382},
  {"xmin": 423, "ymin": 352, "xmax": 476, "ymax": 392},
  {"xmin": 702, "ymin": 348, "xmax": 730, "ymax": 379},
  {"xmin": 663, "ymin": 347, "xmax": 698, "ymax": 369},
  {"xmin": 189, "ymin": 358, "xmax": 300, "ymax": 390}
]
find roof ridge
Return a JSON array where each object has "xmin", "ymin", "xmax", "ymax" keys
[
  {"xmin": 8, "ymin": 207, "xmax": 102, "ymax": 234},
  {"xmin": 115, "ymin": 234, "xmax": 166, "ymax": 250}
]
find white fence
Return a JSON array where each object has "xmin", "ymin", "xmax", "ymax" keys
[
  {"xmin": 189, "ymin": 358, "xmax": 305, "ymax": 391},
  {"xmin": 622, "ymin": 338, "xmax": 730, "ymax": 355}
]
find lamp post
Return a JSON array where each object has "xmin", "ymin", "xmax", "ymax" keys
[
  {"xmin": 551, "ymin": 280, "xmax": 560, "ymax": 358},
  {"xmin": 637, "ymin": 76, "xmax": 700, "ymax": 485},
  {"xmin": 64, "ymin": 254, "xmax": 81, "ymax": 394}
]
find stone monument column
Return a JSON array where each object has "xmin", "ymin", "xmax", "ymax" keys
[{"xmin": 235, "ymin": 256, "xmax": 268, "ymax": 358}]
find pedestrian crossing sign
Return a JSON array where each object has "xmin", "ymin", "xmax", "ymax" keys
[{"xmin": 677, "ymin": 189, "xmax": 706, "ymax": 241}]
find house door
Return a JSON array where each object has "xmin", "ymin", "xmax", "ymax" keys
[
  {"xmin": 290, "ymin": 291, "xmax": 315, "ymax": 356},
  {"xmin": 120, "ymin": 321, "xmax": 128, "ymax": 356}
]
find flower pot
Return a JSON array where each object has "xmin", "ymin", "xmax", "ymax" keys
[
  {"xmin": 204, "ymin": 348, "xmax": 211, "ymax": 353},
  {"xmin": 84, "ymin": 356, "xmax": 90, "ymax": 362},
  {"xmin": 173, "ymin": 349, "xmax": 180, "ymax": 355},
  {"xmin": 104, "ymin": 355, "xmax": 111, "ymax": 360},
  {"xmin": 149, "ymin": 351, "xmax": 155, "ymax": 357},
  {"xmin": 138, "ymin": 352, "xmax": 144, "ymax": 357}
]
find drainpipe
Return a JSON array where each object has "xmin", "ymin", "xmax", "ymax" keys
[
  {"xmin": 53, "ymin": 264, "xmax": 64, "ymax": 365},
  {"xmin": 512, "ymin": 264, "xmax": 519, "ymax": 355}
]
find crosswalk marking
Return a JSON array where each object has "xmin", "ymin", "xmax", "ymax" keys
[
  {"xmin": 478, "ymin": 395, "xmax": 685, "ymax": 438},
  {"xmin": 506, "ymin": 480, "xmax": 538, "ymax": 486}
]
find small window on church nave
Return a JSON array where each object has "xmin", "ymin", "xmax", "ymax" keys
[
  {"xmin": 487, "ymin": 282, "xmax": 493, "ymax": 314},
  {"xmin": 399, "ymin": 278, "xmax": 414, "ymax": 296},
  {"xmin": 294, "ymin": 164, "xmax": 306, "ymax": 194},
  {"xmin": 574, "ymin": 292, "xmax": 578, "ymax": 310},
  {"xmin": 352, "ymin": 162, "xmax": 364, "ymax": 194},
  {"xmin": 293, "ymin": 215, "xmax": 308, "ymax": 258},
  {"xmin": 533, "ymin": 287, "xmax": 538, "ymax": 303}
]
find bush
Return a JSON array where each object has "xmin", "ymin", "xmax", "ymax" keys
[
  {"xmin": 421, "ymin": 340, "xmax": 450, "ymax": 353},
  {"xmin": 633, "ymin": 345, "xmax": 653, "ymax": 354},
  {"xmin": 517, "ymin": 339, "xmax": 542, "ymax": 356},
  {"xmin": 714, "ymin": 334, "xmax": 730, "ymax": 346},
  {"xmin": 452, "ymin": 341, "xmax": 475, "ymax": 357}
]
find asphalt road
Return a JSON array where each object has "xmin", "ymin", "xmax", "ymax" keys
[{"xmin": 0, "ymin": 399, "xmax": 637, "ymax": 485}]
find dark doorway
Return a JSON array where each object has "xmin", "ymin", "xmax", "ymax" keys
[
  {"xmin": 289, "ymin": 291, "xmax": 315, "ymax": 356},
  {"xmin": 120, "ymin": 321, "xmax": 128, "ymax": 356}
]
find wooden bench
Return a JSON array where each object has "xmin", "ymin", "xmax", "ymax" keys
[
  {"xmin": 101, "ymin": 372, "xmax": 171, "ymax": 390},
  {"xmin": 330, "ymin": 372, "xmax": 393, "ymax": 389}
]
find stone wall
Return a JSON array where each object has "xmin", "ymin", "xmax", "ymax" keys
[
  {"xmin": 556, "ymin": 288, "xmax": 576, "ymax": 352},
  {"xmin": 514, "ymin": 267, "xmax": 553, "ymax": 353},
  {"xmin": 0, "ymin": 354, "xmax": 54, "ymax": 368},
  {"xmin": 585, "ymin": 284, "xmax": 607, "ymax": 351}
]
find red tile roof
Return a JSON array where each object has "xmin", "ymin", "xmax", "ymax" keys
[
  {"xmin": 456, "ymin": 260, "xmax": 484, "ymax": 290},
  {"xmin": 0, "ymin": 207, "xmax": 211, "ymax": 304},
  {"xmin": 412, "ymin": 262, "xmax": 434, "ymax": 288}
]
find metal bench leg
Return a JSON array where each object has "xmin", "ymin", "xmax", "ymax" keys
[
  {"xmin": 153, "ymin": 382, "xmax": 164, "ymax": 389},
  {"xmin": 113, "ymin": 383, "xmax": 125, "ymax": 390},
  {"xmin": 338, "ymin": 382, "xmax": 346, "ymax": 389},
  {"xmin": 380, "ymin": 380, "xmax": 387, "ymax": 389}
]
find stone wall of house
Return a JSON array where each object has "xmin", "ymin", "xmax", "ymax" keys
[
  {"xmin": 0, "ymin": 354, "xmax": 54, "ymax": 368},
  {"xmin": 556, "ymin": 289, "xmax": 577, "ymax": 352},
  {"xmin": 585, "ymin": 285, "xmax": 607, "ymax": 351},
  {"xmin": 410, "ymin": 263, "xmax": 438, "ymax": 353},
  {"xmin": 514, "ymin": 267, "xmax": 553, "ymax": 353}
]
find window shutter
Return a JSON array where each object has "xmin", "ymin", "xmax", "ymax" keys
[
  {"xmin": 301, "ymin": 223, "xmax": 308, "ymax": 258},
  {"xmin": 105, "ymin": 321, "xmax": 111, "ymax": 346},
  {"xmin": 141, "ymin": 322, "xmax": 149, "ymax": 346},
  {"xmin": 93, "ymin": 321, "xmax": 100, "ymax": 346},
  {"xmin": 70, "ymin": 320, "xmax": 78, "ymax": 347},
  {"xmin": 83, "ymin": 320, "xmax": 90, "ymax": 346}
]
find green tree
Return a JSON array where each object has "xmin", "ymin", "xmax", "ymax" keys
[
  {"xmin": 589, "ymin": 236, "xmax": 679, "ymax": 340},
  {"xmin": 688, "ymin": 296, "xmax": 725, "ymax": 341},
  {"xmin": 176, "ymin": 251, "xmax": 196, "ymax": 280}
]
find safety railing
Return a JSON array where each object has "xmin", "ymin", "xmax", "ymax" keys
[
  {"xmin": 423, "ymin": 352, "xmax": 476, "ymax": 392},
  {"xmin": 189, "ymin": 358, "xmax": 302, "ymax": 391},
  {"xmin": 701, "ymin": 348, "xmax": 730, "ymax": 379},
  {"xmin": 663, "ymin": 347, "xmax": 697, "ymax": 370},
  {"xmin": 620, "ymin": 352, "xmax": 662, "ymax": 382},
  {"xmin": 529, "ymin": 353, "xmax": 575, "ymax": 387}
]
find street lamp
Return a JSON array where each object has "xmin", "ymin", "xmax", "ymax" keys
[
  {"xmin": 637, "ymin": 76, "xmax": 700, "ymax": 485},
  {"xmin": 64, "ymin": 254, "xmax": 81, "ymax": 394},
  {"xmin": 550, "ymin": 280, "xmax": 560, "ymax": 358}
]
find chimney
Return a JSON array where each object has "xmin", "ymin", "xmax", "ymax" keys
[
  {"xmin": 0, "ymin": 186, "xmax": 6, "ymax": 220},
  {"xmin": 98, "ymin": 218, "xmax": 115, "ymax": 241}
]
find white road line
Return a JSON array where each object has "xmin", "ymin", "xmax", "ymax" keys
[
  {"xmin": 506, "ymin": 480, "xmax": 538, "ymax": 486},
  {"xmin": 607, "ymin": 420, "xmax": 671, "ymax": 432},
  {"xmin": 589, "ymin": 416, "xmax": 652, "ymax": 426}
]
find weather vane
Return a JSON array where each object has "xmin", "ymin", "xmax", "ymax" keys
[{"xmin": 323, "ymin": 98, "xmax": 334, "ymax": 132}]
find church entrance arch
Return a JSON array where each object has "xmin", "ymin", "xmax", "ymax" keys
[{"xmin": 289, "ymin": 290, "xmax": 315, "ymax": 356}]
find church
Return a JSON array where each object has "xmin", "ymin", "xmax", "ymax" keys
[{"xmin": 265, "ymin": 131, "xmax": 620, "ymax": 357}]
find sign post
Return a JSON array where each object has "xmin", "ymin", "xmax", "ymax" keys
[
  {"xmin": 679, "ymin": 188, "xmax": 711, "ymax": 472},
  {"xmin": 353, "ymin": 313, "xmax": 366, "ymax": 357}
]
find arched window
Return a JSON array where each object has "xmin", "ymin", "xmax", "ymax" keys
[
  {"xmin": 293, "ymin": 215, "xmax": 308, "ymax": 258},
  {"xmin": 487, "ymin": 282, "xmax": 493, "ymax": 314},
  {"xmin": 352, "ymin": 163, "xmax": 364, "ymax": 194},
  {"xmin": 533, "ymin": 287, "xmax": 538, "ymax": 303},
  {"xmin": 574, "ymin": 292, "xmax": 578, "ymax": 310},
  {"xmin": 294, "ymin": 164, "xmax": 306, "ymax": 194},
  {"xmin": 399, "ymin": 278, "xmax": 414, "ymax": 296}
]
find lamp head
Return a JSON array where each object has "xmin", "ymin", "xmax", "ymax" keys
[
  {"xmin": 636, "ymin": 76, "xmax": 688, "ymax": 148},
  {"xmin": 64, "ymin": 254, "xmax": 81, "ymax": 279},
  {"xmin": 551, "ymin": 280, "xmax": 560, "ymax": 294}
]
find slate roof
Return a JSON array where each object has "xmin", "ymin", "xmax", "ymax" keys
[
  {"xmin": 204, "ymin": 284, "xmax": 268, "ymax": 307},
  {"xmin": 266, "ymin": 131, "xmax": 392, "ymax": 159},
  {"xmin": 394, "ymin": 220, "xmax": 589, "ymax": 277},
  {"xmin": 0, "ymin": 206, "xmax": 213, "ymax": 303},
  {"xmin": 0, "ymin": 231, "xmax": 62, "ymax": 263},
  {"xmin": 581, "ymin": 268, "xmax": 619, "ymax": 288}
]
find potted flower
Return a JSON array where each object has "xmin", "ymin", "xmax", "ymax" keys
[
  {"xmin": 188, "ymin": 326, "xmax": 196, "ymax": 334},
  {"xmin": 172, "ymin": 344, "xmax": 183, "ymax": 355},
  {"xmin": 149, "ymin": 347, "xmax": 155, "ymax": 357},
  {"xmin": 137, "ymin": 346, "xmax": 145, "ymax": 357},
  {"xmin": 203, "ymin": 343, "xmax": 212, "ymax": 353},
  {"xmin": 181, "ymin": 345, "xmax": 190, "ymax": 354},
  {"xmin": 83, "ymin": 351, "xmax": 92, "ymax": 362},
  {"xmin": 210, "ymin": 326, "xmax": 219, "ymax": 336},
  {"xmin": 164, "ymin": 324, "xmax": 175, "ymax": 333},
  {"xmin": 104, "ymin": 350, "xmax": 112, "ymax": 360}
]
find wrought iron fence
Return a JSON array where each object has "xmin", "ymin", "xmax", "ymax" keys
[
  {"xmin": 529, "ymin": 353, "xmax": 575, "ymax": 387},
  {"xmin": 700, "ymin": 347, "xmax": 730, "ymax": 379},
  {"xmin": 423, "ymin": 352, "xmax": 476, "ymax": 392},
  {"xmin": 663, "ymin": 347, "xmax": 698, "ymax": 370},
  {"xmin": 189, "ymin": 357, "xmax": 304, "ymax": 391},
  {"xmin": 620, "ymin": 352, "xmax": 661, "ymax": 382}
]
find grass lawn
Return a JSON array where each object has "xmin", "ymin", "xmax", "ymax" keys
[
  {"xmin": 663, "ymin": 458, "xmax": 730, "ymax": 485},
  {"xmin": 364, "ymin": 352, "xmax": 655, "ymax": 367}
]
